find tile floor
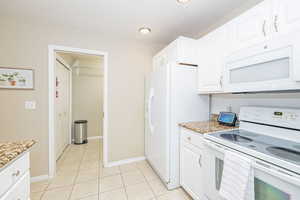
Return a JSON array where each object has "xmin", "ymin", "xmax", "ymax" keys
[{"xmin": 31, "ymin": 139, "xmax": 192, "ymax": 200}]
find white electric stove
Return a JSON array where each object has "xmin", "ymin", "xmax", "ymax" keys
[{"xmin": 203, "ymin": 106, "xmax": 300, "ymax": 200}]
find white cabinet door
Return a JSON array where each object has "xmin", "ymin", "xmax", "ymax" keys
[
  {"xmin": 232, "ymin": 0, "xmax": 272, "ymax": 51},
  {"xmin": 198, "ymin": 26, "xmax": 228, "ymax": 93},
  {"xmin": 180, "ymin": 144, "xmax": 203, "ymax": 200},
  {"xmin": 0, "ymin": 166, "xmax": 13, "ymax": 198},
  {"xmin": 177, "ymin": 37, "xmax": 198, "ymax": 65},
  {"xmin": 0, "ymin": 172, "xmax": 30, "ymax": 200},
  {"xmin": 272, "ymin": 0, "xmax": 300, "ymax": 34}
]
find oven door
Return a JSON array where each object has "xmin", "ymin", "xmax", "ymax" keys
[
  {"xmin": 203, "ymin": 140, "xmax": 226, "ymax": 200},
  {"xmin": 203, "ymin": 139, "xmax": 300, "ymax": 200},
  {"xmin": 254, "ymin": 160, "xmax": 300, "ymax": 200}
]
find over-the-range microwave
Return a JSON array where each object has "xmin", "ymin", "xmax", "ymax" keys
[{"xmin": 223, "ymin": 31, "xmax": 300, "ymax": 93}]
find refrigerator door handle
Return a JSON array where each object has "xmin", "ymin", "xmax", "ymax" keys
[{"xmin": 148, "ymin": 88, "xmax": 155, "ymax": 133}]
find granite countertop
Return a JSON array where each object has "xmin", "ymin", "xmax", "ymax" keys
[
  {"xmin": 0, "ymin": 140, "xmax": 36, "ymax": 169},
  {"xmin": 179, "ymin": 120, "xmax": 238, "ymax": 134}
]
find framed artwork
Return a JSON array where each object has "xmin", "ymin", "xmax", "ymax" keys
[{"xmin": 0, "ymin": 67, "xmax": 34, "ymax": 90}]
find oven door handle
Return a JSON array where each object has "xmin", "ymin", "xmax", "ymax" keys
[
  {"xmin": 203, "ymin": 139, "xmax": 226, "ymax": 153},
  {"xmin": 254, "ymin": 161, "xmax": 300, "ymax": 186}
]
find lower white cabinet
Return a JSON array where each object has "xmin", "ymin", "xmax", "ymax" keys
[
  {"xmin": 0, "ymin": 152, "xmax": 30, "ymax": 200},
  {"xmin": 180, "ymin": 128, "xmax": 204, "ymax": 200},
  {"xmin": 1, "ymin": 172, "xmax": 30, "ymax": 200}
]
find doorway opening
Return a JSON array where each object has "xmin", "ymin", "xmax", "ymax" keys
[{"xmin": 48, "ymin": 45, "xmax": 108, "ymax": 178}]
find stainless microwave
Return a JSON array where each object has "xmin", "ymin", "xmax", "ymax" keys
[{"xmin": 223, "ymin": 31, "xmax": 300, "ymax": 93}]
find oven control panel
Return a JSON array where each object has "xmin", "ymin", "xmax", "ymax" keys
[
  {"xmin": 240, "ymin": 106, "xmax": 300, "ymax": 129},
  {"xmin": 272, "ymin": 111, "xmax": 299, "ymax": 120}
]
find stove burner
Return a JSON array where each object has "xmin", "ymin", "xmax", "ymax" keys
[
  {"xmin": 266, "ymin": 146, "xmax": 300, "ymax": 162},
  {"xmin": 294, "ymin": 145, "xmax": 300, "ymax": 150},
  {"xmin": 220, "ymin": 134, "xmax": 253, "ymax": 143}
]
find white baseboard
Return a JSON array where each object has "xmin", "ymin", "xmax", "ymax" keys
[
  {"xmin": 88, "ymin": 136, "xmax": 103, "ymax": 140},
  {"xmin": 105, "ymin": 156, "xmax": 146, "ymax": 168},
  {"xmin": 31, "ymin": 175, "xmax": 49, "ymax": 183}
]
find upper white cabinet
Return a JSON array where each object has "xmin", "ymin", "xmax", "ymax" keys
[
  {"xmin": 198, "ymin": 26, "xmax": 228, "ymax": 94},
  {"xmin": 153, "ymin": 37, "xmax": 198, "ymax": 72},
  {"xmin": 231, "ymin": 0, "xmax": 300, "ymax": 50},
  {"xmin": 197, "ymin": 0, "xmax": 300, "ymax": 94},
  {"xmin": 272, "ymin": 0, "xmax": 300, "ymax": 35},
  {"xmin": 231, "ymin": 0, "xmax": 272, "ymax": 51},
  {"xmin": 176, "ymin": 37, "xmax": 198, "ymax": 65}
]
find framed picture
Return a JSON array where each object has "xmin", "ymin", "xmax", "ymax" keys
[{"xmin": 0, "ymin": 67, "xmax": 34, "ymax": 90}]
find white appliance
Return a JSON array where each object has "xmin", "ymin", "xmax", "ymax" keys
[
  {"xmin": 145, "ymin": 62, "xmax": 209, "ymax": 189},
  {"xmin": 204, "ymin": 106, "xmax": 300, "ymax": 200},
  {"xmin": 224, "ymin": 31, "xmax": 300, "ymax": 93}
]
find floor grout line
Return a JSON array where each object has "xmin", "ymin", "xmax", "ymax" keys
[
  {"xmin": 139, "ymin": 162, "xmax": 158, "ymax": 200},
  {"xmin": 119, "ymin": 166, "xmax": 129, "ymax": 200},
  {"xmin": 67, "ymin": 145, "xmax": 86, "ymax": 200},
  {"xmin": 33, "ymin": 142, "xmax": 179, "ymax": 200},
  {"xmin": 34, "ymin": 142, "xmax": 102, "ymax": 200},
  {"xmin": 67, "ymin": 143, "xmax": 94, "ymax": 199},
  {"xmin": 98, "ymin": 153, "xmax": 100, "ymax": 200}
]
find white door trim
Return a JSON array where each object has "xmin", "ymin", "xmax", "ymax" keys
[{"xmin": 48, "ymin": 45, "xmax": 109, "ymax": 178}]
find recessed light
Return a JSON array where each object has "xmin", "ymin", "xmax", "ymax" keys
[
  {"xmin": 177, "ymin": 0, "xmax": 191, "ymax": 4},
  {"xmin": 139, "ymin": 27, "xmax": 151, "ymax": 35}
]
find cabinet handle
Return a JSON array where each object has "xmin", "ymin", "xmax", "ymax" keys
[
  {"xmin": 187, "ymin": 137, "xmax": 191, "ymax": 141},
  {"xmin": 262, "ymin": 20, "xmax": 266, "ymax": 37},
  {"xmin": 219, "ymin": 76, "xmax": 223, "ymax": 87},
  {"xmin": 12, "ymin": 170, "xmax": 20, "ymax": 177},
  {"xmin": 198, "ymin": 155, "xmax": 202, "ymax": 167},
  {"xmin": 274, "ymin": 15, "xmax": 279, "ymax": 32}
]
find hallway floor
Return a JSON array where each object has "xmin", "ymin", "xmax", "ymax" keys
[{"xmin": 30, "ymin": 139, "xmax": 191, "ymax": 200}]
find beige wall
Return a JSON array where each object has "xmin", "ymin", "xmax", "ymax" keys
[
  {"xmin": 0, "ymin": 19, "xmax": 163, "ymax": 177},
  {"xmin": 72, "ymin": 75, "xmax": 103, "ymax": 138},
  {"xmin": 71, "ymin": 57, "xmax": 103, "ymax": 138}
]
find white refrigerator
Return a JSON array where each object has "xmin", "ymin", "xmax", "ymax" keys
[{"xmin": 145, "ymin": 62, "xmax": 209, "ymax": 190}]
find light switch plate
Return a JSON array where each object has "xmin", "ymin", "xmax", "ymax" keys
[{"xmin": 25, "ymin": 101, "xmax": 36, "ymax": 110}]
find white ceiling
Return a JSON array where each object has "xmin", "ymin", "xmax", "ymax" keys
[
  {"xmin": 58, "ymin": 52, "xmax": 103, "ymax": 63},
  {"xmin": 57, "ymin": 52, "xmax": 103, "ymax": 68},
  {"xmin": 0, "ymin": 0, "xmax": 262, "ymax": 44}
]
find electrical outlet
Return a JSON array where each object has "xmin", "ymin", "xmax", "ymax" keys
[
  {"xmin": 25, "ymin": 101, "xmax": 36, "ymax": 110},
  {"xmin": 227, "ymin": 106, "xmax": 232, "ymax": 112}
]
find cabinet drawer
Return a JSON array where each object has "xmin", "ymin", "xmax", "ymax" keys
[
  {"xmin": 181, "ymin": 128, "xmax": 204, "ymax": 149},
  {"xmin": 0, "ymin": 152, "xmax": 30, "ymax": 198},
  {"xmin": 0, "ymin": 172, "xmax": 30, "ymax": 200}
]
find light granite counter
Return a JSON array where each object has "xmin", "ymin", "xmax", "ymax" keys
[
  {"xmin": 0, "ymin": 140, "xmax": 36, "ymax": 169},
  {"xmin": 179, "ymin": 120, "xmax": 238, "ymax": 134}
]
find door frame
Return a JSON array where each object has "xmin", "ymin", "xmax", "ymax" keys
[{"xmin": 48, "ymin": 45, "xmax": 109, "ymax": 178}]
